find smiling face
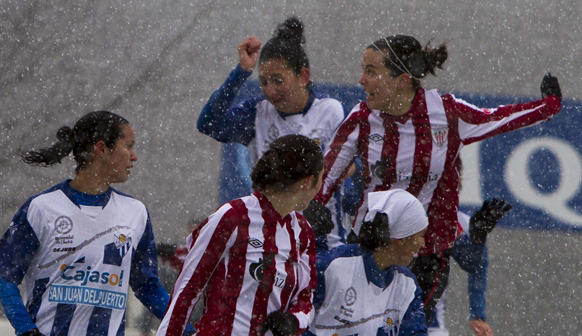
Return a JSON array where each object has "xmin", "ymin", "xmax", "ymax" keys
[
  {"xmin": 103, "ymin": 124, "xmax": 137, "ymax": 184},
  {"xmin": 258, "ymin": 58, "xmax": 310, "ymax": 113},
  {"xmin": 358, "ymin": 48, "xmax": 402, "ymax": 111}
]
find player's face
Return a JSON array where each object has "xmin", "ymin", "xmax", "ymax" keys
[
  {"xmin": 398, "ymin": 229, "xmax": 426, "ymax": 265},
  {"xmin": 104, "ymin": 125, "xmax": 138, "ymax": 184},
  {"xmin": 359, "ymin": 49, "xmax": 401, "ymax": 111},
  {"xmin": 258, "ymin": 59, "xmax": 309, "ymax": 114}
]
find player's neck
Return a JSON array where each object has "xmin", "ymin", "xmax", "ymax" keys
[
  {"xmin": 372, "ymin": 246, "xmax": 404, "ymax": 270},
  {"xmin": 261, "ymin": 189, "xmax": 301, "ymax": 218},
  {"xmin": 70, "ymin": 168, "xmax": 111, "ymax": 195}
]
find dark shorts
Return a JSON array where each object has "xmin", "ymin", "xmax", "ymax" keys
[{"xmin": 409, "ymin": 251, "xmax": 452, "ymax": 322}]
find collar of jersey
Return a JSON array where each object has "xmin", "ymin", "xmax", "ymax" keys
[
  {"xmin": 277, "ymin": 89, "xmax": 315, "ymax": 120},
  {"xmin": 60, "ymin": 179, "xmax": 112, "ymax": 208},
  {"xmin": 253, "ymin": 190, "xmax": 292, "ymax": 227},
  {"xmin": 379, "ymin": 87, "xmax": 425, "ymax": 124},
  {"xmin": 362, "ymin": 247, "xmax": 395, "ymax": 289}
]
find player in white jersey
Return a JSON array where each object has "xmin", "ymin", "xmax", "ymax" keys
[
  {"xmin": 0, "ymin": 112, "xmax": 193, "ymax": 336},
  {"xmin": 307, "ymin": 189, "xmax": 429, "ymax": 335},
  {"xmin": 196, "ymin": 17, "xmax": 348, "ymax": 248},
  {"xmin": 310, "ymin": 34, "xmax": 562, "ymax": 319},
  {"xmin": 157, "ymin": 135, "xmax": 321, "ymax": 336}
]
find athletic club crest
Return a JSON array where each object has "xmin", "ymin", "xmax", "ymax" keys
[
  {"xmin": 114, "ymin": 233, "xmax": 132, "ymax": 258},
  {"xmin": 432, "ymin": 128, "xmax": 448, "ymax": 148}
]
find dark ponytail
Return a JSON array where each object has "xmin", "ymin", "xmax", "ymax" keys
[
  {"xmin": 21, "ymin": 111, "xmax": 129, "ymax": 173},
  {"xmin": 369, "ymin": 35, "xmax": 448, "ymax": 90},
  {"xmin": 358, "ymin": 212, "xmax": 391, "ymax": 251},
  {"xmin": 259, "ymin": 16, "xmax": 309, "ymax": 75},
  {"xmin": 251, "ymin": 134, "xmax": 322, "ymax": 192}
]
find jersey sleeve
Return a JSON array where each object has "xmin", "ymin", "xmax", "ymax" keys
[
  {"xmin": 444, "ymin": 94, "xmax": 561, "ymax": 145},
  {"xmin": 129, "ymin": 212, "xmax": 175, "ymax": 321},
  {"xmin": 196, "ymin": 64, "xmax": 260, "ymax": 145},
  {"xmin": 452, "ymin": 233, "xmax": 488, "ymax": 321},
  {"xmin": 156, "ymin": 204, "xmax": 240, "ymax": 336},
  {"xmin": 0, "ymin": 199, "xmax": 41, "ymax": 335},
  {"xmin": 315, "ymin": 104, "xmax": 364, "ymax": 205},
  {"xmin": 286, "ymin": 216, "xmax": 317, "ymax": 332},
  {"xmin": 399, "ymin": 280, "xmax": 428, "ymax": 335}
]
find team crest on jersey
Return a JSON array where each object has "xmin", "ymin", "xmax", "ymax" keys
[
  {"xmin": 308, "ymin": 128, "xmax": 327, "ymax": 147},
  {"xmin": 344, "ymin": 287, "xmax": 357, "ymax": 306},
  {"xmin": 369, "ymin": 133, "xmax": 384, "ymax": 142},
  {"xmin": 432, "ymin": 127, "xmax": 448, "ymax": 148},
  {"xmin": 114, "ymin": 233, "xmax": 132, "ymax": 258},
  {"xmin": 54, "ymin": 216, "xmax": 73, "ymax": 234},
  {"xmin": 381, "ymin": 310, "xmax": 401, "ymax": 335},
  {"xmin": 268, "ymin": 124, "xmax": 280, "ymax": 140}
]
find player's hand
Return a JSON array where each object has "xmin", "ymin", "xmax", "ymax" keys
[
  {"xmin": 260, "ymin": 311, "xmax": 298, "ymax": 336},
  {"xmin": 470, "ymin": 199, "xmax": 512, "ymax": 244},
  {"xmin": 238, "ymin": 36, "xmax": 261, "ymax": 72},
  {"xmin": 469, "ymin": 319, "xmax": 494, "ymax": 336},
  {"xmin": 303, "ymin": 199, "xmax": 334, "ymax": 236},
  {"xmin": 540, "ymin": 72, "xmax": 562, "ymax": 102},
  {"xmin": 22, "ymin": 328, "xmax": 45, "ymax": 336},
  {"xmin": 156, "ymin": 243, "xmax": 178, "ymax": 257}
]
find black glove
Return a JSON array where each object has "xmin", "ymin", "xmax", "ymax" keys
[
  {"xmin": 260, "ymin": 311, "xmax": 298, "ymax": 336},
  {"xmin": 540, "ymin": 72, "xmax": 562, "ymax": 102},
  {"xmin": 470, "ymin": 198, "xmax": 512, "ymax": 244},
  {"xmin": 22, "ymin": 329, "xmax": 45, "ymax": 336},
  {"xmin": 156, "ymin": 243, "xmax": 178, "ymax": 257},
  {"xmin": 303, "ymin": 199, "xmax": 334, "ymax": 236}
]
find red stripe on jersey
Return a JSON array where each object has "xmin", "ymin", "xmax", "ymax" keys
[
  {"xmin": 165, "ymin": 204, "xmax": 242, "ymax": 336},
  {"xmin": 214, "ymin": 200, "xmax": 251, "ymax": 334},
  {"xmin": 280, "ymin": 219, "xmax": 297, "ymax": 311},
  {"xmin": 249, "ymin": 196, "xmax": 280, "ymax": 335},
  {"xmin": 317, "ymin": 103, "xmax": 369, "ymax": 204},
  {"xmin": 374, "ymin": 113, "xmax": 399, "ymax": 191},
  {"xmin": 421, "ymin": 112, "xmax": 462, "ymax": 255},
  {"xmin": 407, "ymin": 94, "xmax": 432, "ymax": 197}
]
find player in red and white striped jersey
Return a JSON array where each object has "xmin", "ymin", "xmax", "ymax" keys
[
  {"xmin": 311, "ymin": 34, "xmax": 562, "ymax": 320},
  {"xmin": 157, "ymin": 135, "xmax": 322, "ymax": 336}
]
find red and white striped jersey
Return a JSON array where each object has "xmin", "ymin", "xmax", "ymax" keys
[
  {"xmin": 156, "ymin": 191, "xmax": 317, "ymax": 336},
  {"xmin": 315, "ymin": 88, "xmax": 561, "ymax": 256}
]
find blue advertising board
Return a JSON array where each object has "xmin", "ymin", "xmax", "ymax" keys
[{"xmin": 218, "ymin": 80, "xmax": 582, "ymax": 232}]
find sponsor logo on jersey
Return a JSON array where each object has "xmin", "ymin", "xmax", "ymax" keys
[
  {"xmin": 344, "ymin": 287, "xmax": 357, "ymax": 306},
  {"xmin": 54, "ymin": 216, "xmax": 73, "ymax": 234},
  {"xmin": 48, "ymin": 284, "xmax": 126, "ymax": 310},
  {"xmin": 432, "ymin": 127, "xmax": 448, "ymax": 148},
  {"xmin": 371, "ymin": 156, "xmax": 394, "ymax": 182},
  {"xmin": 55, "ymin": 235, "xmax": 74, "ymax": 245},
  {"xmin": 369, "ymin": 133, "xmax": 384, "ymax": 142},
  {"xmin": 248, "ymin": 238, "xmax": 264, "ymax": 248},
  {"xmin": 268, "ymin": 124, "xmax": 280, "ymax": 140},
  {"xmin": 53, "ymin": 247, "xmax": 77, "ymax": 253},
  {"xmin": 60, "ymin": 263, "xmax": 124, "ymax": 287},
  {"xmin": 339, "ymin": 305, "xmax": 354, "ymax": 317}
]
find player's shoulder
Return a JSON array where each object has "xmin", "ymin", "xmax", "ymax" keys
[
  {"xmin": 346, "ymin": 101, "xmax": 373, "ymax": 120},
  {"xmin": 27, "ymin": 181, "xmax": 72, "ymax": 208},
  {"xmin": 110, "ymin": 187, "xmax": 147, "ymax": 212},
  {"xmin": 316, "ymin": 244, "xmax": 362, "ymax": 272}
]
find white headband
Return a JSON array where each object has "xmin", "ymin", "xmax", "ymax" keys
[
  {"xmin": 371, "ymin": 37, "xmax": 420, "ymax": 80},
  {"xmin": 364, "ymin": 190, "xmax": 428, "ymax": 239}
]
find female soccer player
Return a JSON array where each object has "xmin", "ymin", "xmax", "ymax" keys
[
  {"xmin": 196, "ymin": 17, "xmax": 347, "ymax": 247},
  {"xmin": 0, "ymin": 111, "xmax": 193, "ymax": 336},
  {"xmin": 307, "ymin": 189, "xmax": 429, "ymax": 335},
  {"xmin": 311, "ymin": 34, "xmax": 562, "ymax": 319},
  {"xmin": 156, "ymin": 134, "xmax": 321, "ymax": 336}
]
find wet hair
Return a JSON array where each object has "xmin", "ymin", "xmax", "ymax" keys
[
  {"xmin": 369, "ymin": 35, "xmax": 448, "ymax": 90},
  {"xmin": 259, "ymin": 16, "xmax": 310, "ymax": 75},
  {"xmin": 251, "ymin": 134, "xmax": 323, "ymax": 193},
  {"xmin": 21, "ymin": 111, "xmax": 130, "ymax": 174},
  {"xmin": 358, "ymin": 212, "xmax": 391, "ymax": 251}
]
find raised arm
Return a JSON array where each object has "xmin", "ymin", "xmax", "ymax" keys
[
  {"xmin": 196, "ymin": 37, "xmax": 262, "ymax": 145},
  {"xmin": 447, "ymin": 74, "xmax": 562, "ymax": 145}
]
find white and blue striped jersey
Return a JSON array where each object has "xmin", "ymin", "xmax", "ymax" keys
[
  {"xmin": 0, "ymin": 180, "xmax": 175, "ymax": 336},
  {"xmin": 306, "ymin": 244, "xmax": 427, "ymax": 336}
]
